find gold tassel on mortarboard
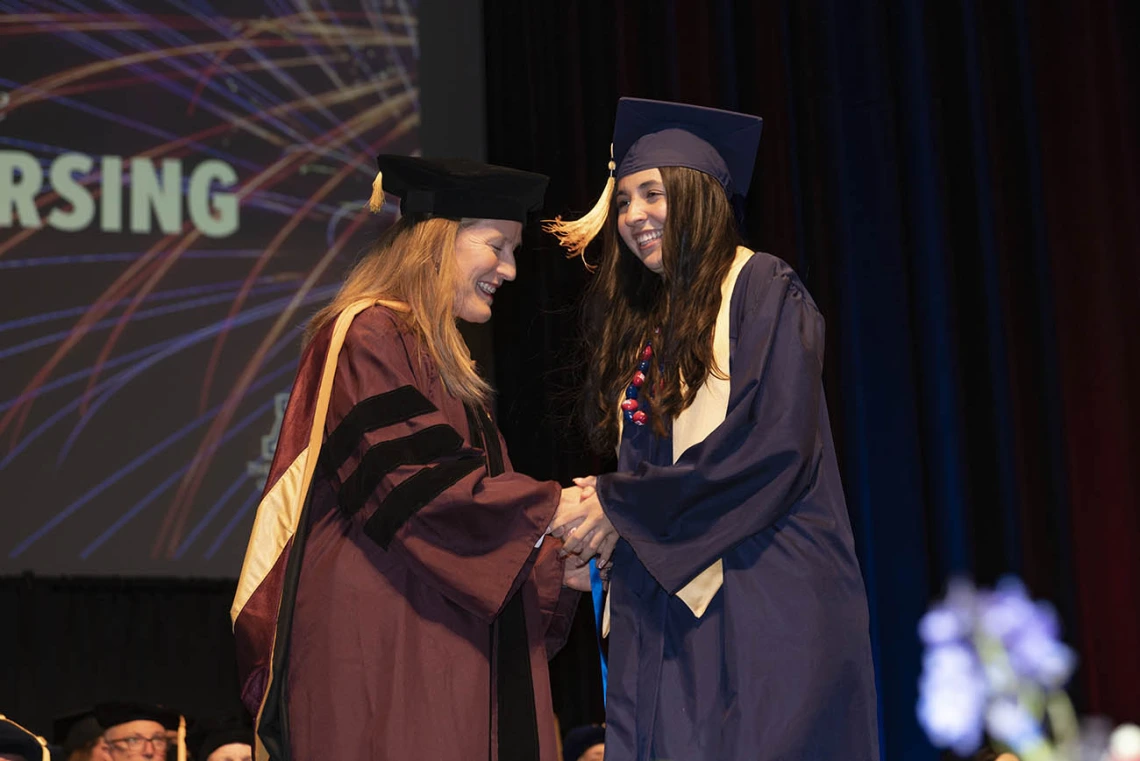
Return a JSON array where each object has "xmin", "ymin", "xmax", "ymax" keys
[
  {"xmin": 177, "ymin": 714, "xmax": 186, "ymax": 761},
  {"xmin": 543, "ymin": 145, "xmax": 615, "ymax": 271},
  {"xmin": 366, "ymin": 169, "xmax": 385, "ymax": 214}
]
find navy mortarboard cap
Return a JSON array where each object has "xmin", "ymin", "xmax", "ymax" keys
[
  {"xmin": 187, "ymin": 716, "xmax": 253, "ymax": 761},
  {"xmin": 561, "ymin": 724, "xmax": 605, "ymax": 761},
  {"xmin": 51, "ymin": 710, "xmax": 102, "ymax": 755},
  {"xmin": 0, "ymin": 714, "xmax": 50, "ymax": 761},
  {"xmin": 368, "ymin": 156, "xmax": 549, "ymax": 223},
  {"xmin": 612, "ymin": 97, "xmax": 764, "ymax": 200},
  {"xmin": 545, "ymin": 98, "xmax": 762, "ymax": 260}
]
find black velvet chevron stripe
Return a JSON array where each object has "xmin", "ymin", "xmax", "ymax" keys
[
  {"xmin": 321, "ymin": 385, "xmax": 437, "ymax": 475},
  {"xmin": 467, "ymin": 404, "xmax": 504, "ymax": 475},
  {"xmin": 337, "ymin": 425, "xmax": 465, "ymax": 517},
  {"xmin": 362, "ymin": 456, "xmax": 485, "ymax": 549}
]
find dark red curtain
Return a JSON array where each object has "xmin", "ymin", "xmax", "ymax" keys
[{"xmin": 1029, "ymin": 0, "xmax": 1140, "ymax": 719}]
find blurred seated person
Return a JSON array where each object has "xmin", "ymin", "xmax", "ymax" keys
[
  {"xmin": 52, "ymin": 710, "xmax": 109, "ymax": 761},
  {"xmin": 187, "ymin": 718, "xmax": 251, "ymax": 761},
  {"xmin": 91, "ymin": 703, "xmax": 183, "ymax": 761},
  {"xmin": 562, "ymin": 724, "xmax": 604, "ymax": 761},
  {"xmin": 0, "ymin": 714, "xmax": 49, "ymax": 761}
]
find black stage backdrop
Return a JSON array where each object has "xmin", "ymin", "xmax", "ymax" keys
[{"xmin": 2, "ymin": 575, "xmax": 245, "ymax": 730}]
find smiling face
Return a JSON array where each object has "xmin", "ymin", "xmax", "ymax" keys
[
  {"xmin": 451, "ymin": 218, "xmax": 522, "ymax": 323},
  {"xmin": 615, "ymin": 167, "xmax": 667, "ymax": 275}
]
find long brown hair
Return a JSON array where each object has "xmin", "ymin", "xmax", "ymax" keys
[
  {"xmin": 578, "ymin": 166, "xmax": 742, "ymax": 452},
  {"xmin": 305, "ymin": 214, "xmax": 492, "ymax": 405}
]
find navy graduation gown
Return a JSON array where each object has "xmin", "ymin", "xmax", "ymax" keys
[{"xmin": 597, "ymin": 252, "xmax": 880, "ymax": 761}]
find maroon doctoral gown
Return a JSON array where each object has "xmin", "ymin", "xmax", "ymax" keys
[{"xmin": 231, "ymin": 301, "xmax": 578, "ymax": 761}]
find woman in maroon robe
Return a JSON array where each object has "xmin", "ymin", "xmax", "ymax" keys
[{"xmin": 231, "ymin": 156, "xmax": 585, "ymax": 761}]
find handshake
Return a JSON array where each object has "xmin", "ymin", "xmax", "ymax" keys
[{"xmin": 549, "ymin": 476, "xmax": 619, "ymax": 592}]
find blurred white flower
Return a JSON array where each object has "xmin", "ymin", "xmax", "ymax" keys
[
  {"xmin": 986, "ymin": 697, "xmax": 1044, "ymax": 750},
  {"xmin": 979, "ymin": 577, "xmax": 1038, "ymax": 642},
  {"xmin": 917, "ymin": 576, "xmax": 1090, "ymax": 760},
  {"xmin": 983, "ymin": 658, "xmax": 1017, "ymax": 694},
  {"xmin": 1109, "ymin": 723, "xmax": 1140, "ymax": 761},
  {"xmin": 920, "ymin": 605, "xmax": 970, "ymax": 645},
  {"xmin": 917, "ymin": 642, "xmax": 988, "ymax": 756},
  {"xmin": 1008, "ymin": 622, "xmax": 1077, "ymax": 689}
]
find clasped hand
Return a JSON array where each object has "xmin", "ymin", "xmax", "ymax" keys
[{"xmin": 552, "ymin": 476, "xmax": 618, "ymax": 591}]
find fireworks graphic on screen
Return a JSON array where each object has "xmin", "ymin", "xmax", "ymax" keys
[{"xmin": 0, "ymin": 1, "xmax": 419, "ymax": 573}]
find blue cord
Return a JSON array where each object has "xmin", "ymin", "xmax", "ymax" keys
[{"xmin": 588, "ymin": 557, "xmax": 608, "ymax": 707}]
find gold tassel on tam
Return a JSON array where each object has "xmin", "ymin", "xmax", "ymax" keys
[
  {"xmin": 543, "ymin": 145, "xmax": 615, "ymax": 269},
  {"xmin": 366, "ymin": 169, "xmax": 385, "ymax": 213}
]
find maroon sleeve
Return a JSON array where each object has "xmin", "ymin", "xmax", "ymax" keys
[
  {"xmin": 497, "ymin": 429, "xmax": 580, "ymax": 657},
  {"xmin": 326, "ymin": 309, "xmax": 560, "ymax": 622},
  {"xmin": 529, "ymin": 537, "xmax": 581, "ymax": 658}
]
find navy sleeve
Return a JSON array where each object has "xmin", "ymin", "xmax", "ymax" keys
[{"xmin": 596, "ymin": 260, "xmax": 826, "ymax": 594}]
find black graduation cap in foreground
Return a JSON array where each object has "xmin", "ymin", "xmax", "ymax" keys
[
  {"xmin": 92, "ymin": 702, "xmax": 186, "ymax": 761},
  {"xmin": 92, "ymin": 702, "xmax": 181, "ymax": 732},
  {"xmin": 187, "ymin": 716, "xmax": 254, "ymax": 761},
  {"xmin": 562, "ymin": 723, "xmax": 606, "ymax": 761},
  {"xmin": 368, "ymin": 155, "xmax": 548, "ymax": 223},
  {"xmin": 52, "ymin": 709, "xmax": 102, "ymax": 756}
]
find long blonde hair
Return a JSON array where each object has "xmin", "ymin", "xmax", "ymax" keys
[{"xmin": 305, "ymin": 214, "xmax": 491, "ymax": 405}]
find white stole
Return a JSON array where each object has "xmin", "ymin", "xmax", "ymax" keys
[{"xmin": 604, "ymin": 247, "xmax": 754, "ymax": 634}]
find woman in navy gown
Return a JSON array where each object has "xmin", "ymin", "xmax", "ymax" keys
[{"xmin": 546, "ymin": 98, "xmax": 880, "ymax": 761}]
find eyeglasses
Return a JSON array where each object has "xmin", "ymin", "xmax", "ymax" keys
[{"xmin": 105, "ymin": 734, "xmax": 170, "ymax": 755}]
